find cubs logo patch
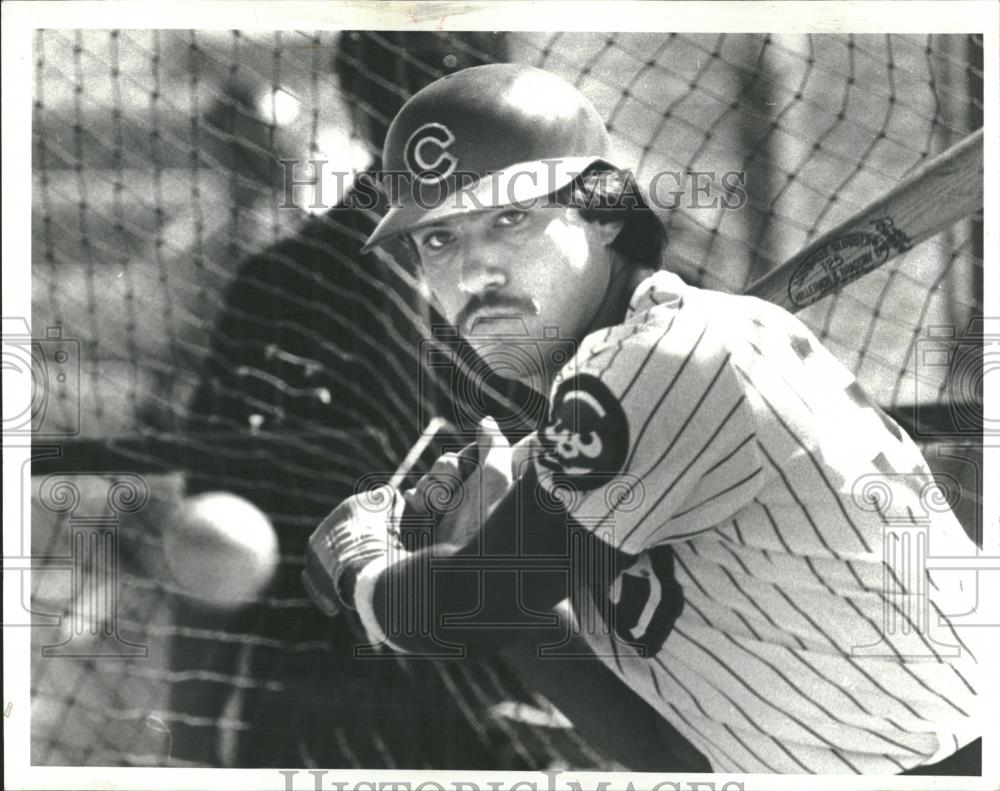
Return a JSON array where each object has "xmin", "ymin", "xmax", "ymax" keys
[
  {"xmin": 537, "ymin": 374, "xmax": 629, "ymax": 492},
  {"xmin": 404, "ymin": 122, "xmax": 457, "ymax": 183}
]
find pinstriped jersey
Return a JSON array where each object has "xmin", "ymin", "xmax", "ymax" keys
[{"xmin": 532, "ymin": 270, "xmax": 984, "ymax": 774}]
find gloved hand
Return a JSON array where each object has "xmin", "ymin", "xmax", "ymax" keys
[
  {"xmin": 403, "ymin": 416, "xmax": 515, "ymax": 548},
  {"xmin": 302, "ymin": 484, "xmax": 407, "ymax": 615}
]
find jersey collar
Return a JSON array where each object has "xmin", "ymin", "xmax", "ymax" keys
[{"xmin": 626, "ymin": 269, "xmax": 686, "ymax": 319}]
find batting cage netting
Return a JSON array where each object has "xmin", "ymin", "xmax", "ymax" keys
[{"xmin": 26, "ymin": 31, "xmax": 983, "ymax": 768}]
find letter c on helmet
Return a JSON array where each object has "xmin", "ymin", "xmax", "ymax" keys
[{"xmin": 404, "ymin": 123, "xmax": 458, "ymax": 183}]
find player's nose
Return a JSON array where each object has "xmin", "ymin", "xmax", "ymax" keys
[{"xmin": 459, "ymin": 243, "xmax": 509, "ymax": 294}]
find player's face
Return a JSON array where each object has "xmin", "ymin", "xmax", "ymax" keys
[{"xmin": 413, "ymin": 206, "xmax": 622, "ymax": 389}]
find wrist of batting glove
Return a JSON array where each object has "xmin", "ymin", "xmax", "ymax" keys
[{"xmin": 303, "ymin": 484, "xmax": 407, "ymax": 614}]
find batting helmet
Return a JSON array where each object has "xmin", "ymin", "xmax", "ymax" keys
[{"xmin": 362, "ymin": 63, "xmax": 615, "ymax": 252}]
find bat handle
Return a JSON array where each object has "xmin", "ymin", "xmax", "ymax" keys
[{"xmin": 388, "ymin": 416, "xmax": 454, "ymax": 490}]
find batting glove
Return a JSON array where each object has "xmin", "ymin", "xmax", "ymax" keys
[{"xmin": 303, "ymin": 484, "xmax": 407, "ymax": 615}]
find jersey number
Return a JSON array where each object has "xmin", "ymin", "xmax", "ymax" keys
[{"xmin": 544, "ymin": 420, "xmax": 604, "ymax": 463}]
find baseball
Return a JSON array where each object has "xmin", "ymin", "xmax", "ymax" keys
[{"xmin": 163, "ymin": 491, "xmax": 279, "ymax": 609}]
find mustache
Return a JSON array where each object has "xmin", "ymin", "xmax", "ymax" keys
[{"xmin": 456, "ymin": 293, "xmax": 539, "ymax": 331}]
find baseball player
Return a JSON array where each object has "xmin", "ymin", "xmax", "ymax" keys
[{"xmin": 304, "ymin": 64, "xmax": 984, "ymax": 774}]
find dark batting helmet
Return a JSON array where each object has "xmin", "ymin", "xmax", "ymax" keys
[{"xmin": 362, "ymin": 63, "xmax": 616, "ymax": 252}]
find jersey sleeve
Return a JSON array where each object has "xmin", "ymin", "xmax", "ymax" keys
[{"xmin": 533, "ymin": 300, "xmax": 764, "ymax": 555}]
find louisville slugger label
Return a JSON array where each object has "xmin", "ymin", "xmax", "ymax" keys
[{"xmin": 788, "ymin": 217, "xmax": 913, "ymax": 308}]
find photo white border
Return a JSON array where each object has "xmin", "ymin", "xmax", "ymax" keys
[{"xmin": 3, "ymin": 2, "xmax": 998, "ymax": 790}]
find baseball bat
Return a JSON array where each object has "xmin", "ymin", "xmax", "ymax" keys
[{"xmin": 744, "ymin": 128, "xmax": 983, "ymax": 312}]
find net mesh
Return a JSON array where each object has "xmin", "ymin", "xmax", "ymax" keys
[{"xmin": 27, "ymin": 30, "xmax": 983, "ymax": 768}]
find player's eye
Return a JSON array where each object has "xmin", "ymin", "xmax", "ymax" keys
[
  {"xmin": 495, "ymin": 209, "xmax": 527, "ymax": 227},
  {"xmin": 420, "ymin": 230, "xmax": 454, "ymax": 251}
]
